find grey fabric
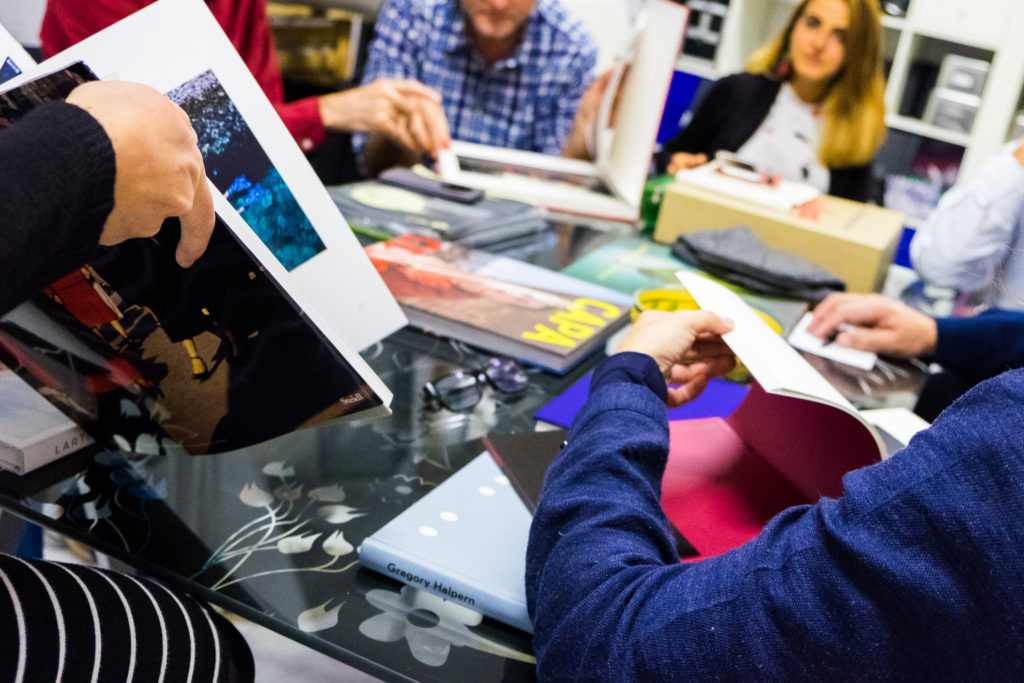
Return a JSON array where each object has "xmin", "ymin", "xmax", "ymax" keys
[{"xmin": 671, "ymin": 226, "xmax": 845, "ymax": 302}]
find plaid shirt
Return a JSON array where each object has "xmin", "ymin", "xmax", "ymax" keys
[{"xmin": 361, "ymin": 0, "xmax": 597, "ymax": 155}]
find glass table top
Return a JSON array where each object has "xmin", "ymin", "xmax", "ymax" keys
[
  {"xmin": 0, "ymin": 324, "xmax": 604, "ymax": 681},
  {"xmin": 0, "ymin": 220, "xmax": 638, "ymax": 682},
  {"xmin": 0, "ymin": 218, "xmax": 925, "ymax": 681}
]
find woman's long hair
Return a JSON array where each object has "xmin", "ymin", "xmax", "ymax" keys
[{"xmin": 746, "ymin": 0, "xmax": 886, "ymax": 168}]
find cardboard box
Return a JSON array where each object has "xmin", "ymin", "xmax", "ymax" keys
[{"xmin": 653, "ymin": 180, "xmax": 904, "ymax": 293}]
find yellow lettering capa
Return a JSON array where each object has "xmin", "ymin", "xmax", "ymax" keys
[
  {"xmin": 572, "ymin": 298, "xmax": 622, "ymax": 320},
  {"xmin": 522, "ymin": 325, "xmax": 576, "ymax": 348},
  {"xmin": 522, "ymin": 298, "xmax": 622, "ymax": 348}
]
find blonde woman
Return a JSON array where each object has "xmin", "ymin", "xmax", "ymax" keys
[{"xmin": 656, "ymin": 0, "xmax": 886, "ymax": 202}]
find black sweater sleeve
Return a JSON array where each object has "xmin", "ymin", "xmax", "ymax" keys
[
  {"xmin": 0, "ymin": 101, "xmax": 116, "ymax": 315},
  {"xmin": 654, "ymin": 73, "xmax": 873, "ymax": 202},
  {"xmin": 654, "ymin": 73, "xmax": 778, "ymax": 174}
]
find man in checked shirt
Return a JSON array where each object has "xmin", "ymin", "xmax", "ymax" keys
[{"xmin": 359, "ymin": 0, "xmax": 604, "ymax": 174}]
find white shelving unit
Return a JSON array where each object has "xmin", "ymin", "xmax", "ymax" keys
[{"xmin": 676, "ymin": 0, "xmax": 1024, "ymax": 182}]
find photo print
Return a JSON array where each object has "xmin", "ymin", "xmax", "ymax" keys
[{"xmin": 166, "ymin": 70, "xmax": 325, "ymax": 271}]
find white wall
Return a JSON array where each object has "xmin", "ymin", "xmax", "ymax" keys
[
  {"xmin": 561, "ymin": 0, "xmax": 643, "ymax": 73},
  {"xmin": 0, "ymin": 1, "xmax": 46, "ymax": 47}
]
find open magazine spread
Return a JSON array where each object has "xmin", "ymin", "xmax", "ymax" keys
[{"xmin": 0, "ymin": 5, "xmax": 398, "ymax": 455}]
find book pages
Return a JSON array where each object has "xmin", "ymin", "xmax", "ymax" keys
[{"xmin": 677, "ymin": 271, "xmax": 852, "ymax": 409}]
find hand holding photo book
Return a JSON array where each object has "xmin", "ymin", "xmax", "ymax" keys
[
  {"xmin": 668, "ymin": 271, "xmax": 886, "ymax": 556},
  {"xmin": 0, "ymin": 1, "xmax": 398, "ymax": 456},
  {"xmin": 487, "ymin": 273, "xmax": 896, "ymax": 563}
]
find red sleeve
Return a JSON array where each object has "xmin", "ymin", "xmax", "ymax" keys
[
  {"xmin": 275, "ymin": 97, "xmax": 327, "ymax": 152},
  {"xmin": 40, "ymin": 0, "xmax": 137, "ymax": 56},
  {"xmin": 41, "ymin": 0, "xmax": 327, "ymax": 151}
]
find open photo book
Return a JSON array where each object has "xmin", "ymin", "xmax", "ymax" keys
[
  {"xmin": 4, "ymin": 0, "xmax": 406, "ymax": 353},
  {"xmin": 437, "ymin": 0, "xmax": 689, "ymax": 223},
  {"xmin": 665, "ymin": 272, "xmax": 888, "ymax": 557},
  {"xmin": 0, "ymin": 0, "xmax": 400, "ymax": 456}
]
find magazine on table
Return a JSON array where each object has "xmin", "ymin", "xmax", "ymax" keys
[{"xmin": 364, "ymin": 236, "xmax": 632, "ymax": 373}]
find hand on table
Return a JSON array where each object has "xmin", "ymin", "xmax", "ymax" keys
[
  {"xmin": 67, "ymin": 80, "xmax": 214, "ymax": 268},
  {"xmin": 666, "ymin": 151, "xmax": 709, "ymax": 174},
  {"xmin": 319, "ymin": 78, "xmax": 451, "ymax": 158},
  {"xmin": 807, "ymin": 293, "xmax": 938, "ymax": 358},
  {"xmin": 617, "ymin": 310, "xmax": 736, "ymax": 407}
]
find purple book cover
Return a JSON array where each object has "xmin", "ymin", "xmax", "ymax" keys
[{"xmin": 535, "ymin": 374, "xmax": 749, "ymax": 429}]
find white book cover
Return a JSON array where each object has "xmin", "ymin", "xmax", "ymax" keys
[
  {"xmin": 438, "ymin": 0, "xmax": 688, "ymax": 223},
  {"xmin": 359, "ymin": 452, "xmax": 533, "ymax": 633},
  {"xmin": 0, "ymin": 366, "xmax": 93, "ymax": 473},
  {"xmin": 6, "ymin": 0, "xmax": 405, "ymax": 352}
]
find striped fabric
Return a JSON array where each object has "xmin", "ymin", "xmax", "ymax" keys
[
  {"xmin": 0, "ymin": 553, "xmax": 252, "ymax": 682},
  {"xmin": 360, "ymin": 0, "xmax": 597, "ymax": 155}
]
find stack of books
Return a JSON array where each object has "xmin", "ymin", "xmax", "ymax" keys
[
  {"xmin": 328, "ymin": 174, "xmax": 548, "ymax": 249},
  {"xmin": 364, "ymin": 236, "xmax": 632, "ymax": 373}
]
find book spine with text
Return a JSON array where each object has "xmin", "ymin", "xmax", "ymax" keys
[
  {"xmin": 0, "ymin": 424, "xmax": 94, "ymax": 474},
  {"xmin": 358, "ymin": 537, "xmax": 533, "ymax": 633}
]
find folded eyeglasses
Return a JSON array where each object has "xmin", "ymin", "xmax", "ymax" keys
[{"xmin": 423, "ymin": 357, "xmax": 528, "ymax": 411}]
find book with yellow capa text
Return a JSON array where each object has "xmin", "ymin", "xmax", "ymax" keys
[{"xmin": 365, "ymin": 236, "xmax": 632, "ymax": 373}]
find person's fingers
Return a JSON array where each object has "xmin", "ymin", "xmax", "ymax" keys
[
  {"xmin": 684, "ymin": 310, "xmax": 734, "ymax": 337},
  {"xmin": 175, "ymin": 177, "xmax": 215, "ymax": 268},
  {"xmin": 667, "ymin": 154, "xmax": 684, "ymax": 174},
  {"xmin": 405, "ymin": 110, "xmax": 433, "ymax": 156},
  {"xmin": 390, "ymin": 79, "xmax": 443, "ymax": 103},
  {"xmin": 806, "ymin": 293, "xmax": 865, "ymax": 335},
  {"xmin": 833, "ymin": 326, "xmax": 906, "ymax": 356},
  {"xmin": 666, "ymin": 374, "xmax": 711, "ymax": 408},
  {"xmin": 668, "ymin": 355, "xmax": 736, "ymax": 385},
  {"xmin": 807, "ymin": 297, "xmax": 888, "ymax": 339},
  {"xmin": 416, "ymin": 100, "xmax": 451, "ymax": 153},
  {"xmin": 377, "ymin": 84, "xmax": 416, "ymax": 118},
  {"xmin": 377, "ymin": 105, "xmax": 418, "ymax": 152},
  {"xmin": 681, "ymin": 337, "xmax": 734, "ymax": 362},
  {"xmin": 170, "ymin": 99, "xmax": 195, "ymax": 133}
]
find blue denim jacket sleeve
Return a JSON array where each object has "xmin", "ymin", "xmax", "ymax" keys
[{"xmin": 526, "ymin": 352, "xmax": 1024, "ymax": 681}]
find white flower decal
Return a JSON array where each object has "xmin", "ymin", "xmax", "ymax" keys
[
  {"xmin": 308, "ymin": 484, "xmax": 346, "ymax": 502},
  {"xmin": 277, "ymin": 532, "xmax": 321, "ymax": 554},
  {"xmin": 322, "ymin": 530, "xmax": 354, "ymax": 557},
  {"xmin": 262, "ymin": 461, "xmax": 295, "ymax": 478},
  {"xmin": 239, "ymin": 482, "xmax": 274, "ymax": 507},
  {"xmin": 358, "ymin": 585, "xmax": 534, "ymax": 667},
  {"xmin": 318, "ymin": 505, "xmax": 365, "ymax": 525},
  {"xmin": 297, "ymin": 600, "xmax": 343, "ymax": 633}
]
